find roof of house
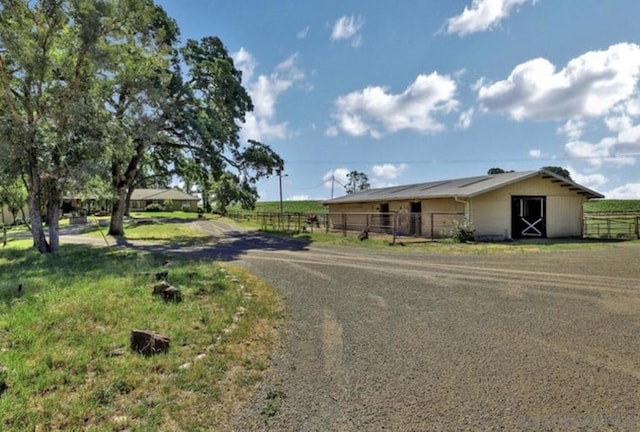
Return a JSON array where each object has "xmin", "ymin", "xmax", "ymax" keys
[
  {"xmin": 324, "ymin": 170, "xmax": 604, "ymax": 204},
  {"xmin": 131, "ymin": 189, "xmax": 199, "ymax": 201}
]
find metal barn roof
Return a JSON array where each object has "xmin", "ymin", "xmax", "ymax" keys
[{"xmin": 324, "ymin": 170, "xmax": 604, "ymax": 204}]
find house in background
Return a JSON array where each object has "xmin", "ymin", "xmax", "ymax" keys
[
  {"xmin": 2, "ymin": 204, "xmax": 28, "ymax": 225},
  {"xmin": 324, "ymin": 170, "xmax": 604, "ymax": 240},
  {"xmin": 129, "ymin": 189, "xmax": 199, "ymax": 212}
]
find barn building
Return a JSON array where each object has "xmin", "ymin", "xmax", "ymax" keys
[{"xmin": 324, "ymin": 170, "xmax": 604, "ymax": 240}]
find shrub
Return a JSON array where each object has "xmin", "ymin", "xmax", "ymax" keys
[
  {"xmin": 145, "ymin": 203, "xmax": 164, "ymax": 212},
  {"xmin": 448, "ymin": 218, "xmax": 475, "ymax": 243}
]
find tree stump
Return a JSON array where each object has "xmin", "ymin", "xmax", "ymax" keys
[
  {"xmin": 130, "ymin": 330, "xmax": 170, "ymax": 356},
  {"xmin": 152, "ymin": 281, "xmax": 183, "ymax": 302}
]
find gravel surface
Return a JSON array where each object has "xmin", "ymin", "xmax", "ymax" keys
[
  {"xmin": 51, "ymin": 222, "xmax": 640, "ymax": 431},
  {"xmin": 231, "ymin": 243, "xmax": 640, "ymax": 431}
]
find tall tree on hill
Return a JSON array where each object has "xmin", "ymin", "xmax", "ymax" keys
[
  {"xmin": 0, "ymin": 0, "xmax": 109, "ymax": 252},
  {"xmin": 345, "ymin": 171, "xmax": 371, "ymax": 194}
]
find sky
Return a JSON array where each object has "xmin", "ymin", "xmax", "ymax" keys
[{"xmin": 156, "ymin": 0, "xmax": 640, "ymax": 201}]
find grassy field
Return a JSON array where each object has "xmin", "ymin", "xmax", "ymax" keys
[
  {"xmin": 229, "ymin": 200, "xmax": 327, "ymax": 215},
  {"xmin": 0, "ymin": 239, "xmax": 285, "ymax": 431},
  {"xmin": 584, "ymin": 199, "xmax": 640, "ymax": 213}
]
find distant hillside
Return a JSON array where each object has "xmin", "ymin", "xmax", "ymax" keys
[
  {"xmin": 584, "ymin": 199, "xmax": 640, "ymax": 213},
  {"xmin": 230, "ymin": 200, "xmax": 327, "ymax": 214}
]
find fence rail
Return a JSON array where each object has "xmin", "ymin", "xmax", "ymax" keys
[
  {"xmin": 226, "ymin": 211, "xmax": 466, "ymax": 242},
  {"xmin": 583, "ymin": 214, "xmax": 640, "ymax": 239}
]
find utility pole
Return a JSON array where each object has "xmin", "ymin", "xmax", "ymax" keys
[
  {"xmin": 331, "ymin": 174, "xmax": 335, "ymax": 199},
  {"xmin": 277, "ymin": 169, "xmax": 287, "ymax": 229},
  {"xmin": 278, "ymin": 169, "xmax": 284, "ymax": 215}
]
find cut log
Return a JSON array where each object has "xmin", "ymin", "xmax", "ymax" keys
[{"xmin": 130, "ymin": 330, "xmax": 170, "ymax": 356}]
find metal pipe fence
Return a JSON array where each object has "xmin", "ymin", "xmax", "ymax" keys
[
  {"xmin": 226, "ymin": 211, "xmax": 466, "ymax": 242},
  {"xmin": 583, "ymin": 215, "xmax": 640, "ymax": 239}
]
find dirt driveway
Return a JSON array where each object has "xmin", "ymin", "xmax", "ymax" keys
[{"xmin": 230, "ymin": 241, "xmax": 640, "ymax": 431}]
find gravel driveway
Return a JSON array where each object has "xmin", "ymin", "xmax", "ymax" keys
[
  {"xmin": 53, "ymin": 221, "xmax": 640, "ymax": 430},
  {"xmin": 230, "ymin": 242, "xmax": 640, "ymax": 431}
]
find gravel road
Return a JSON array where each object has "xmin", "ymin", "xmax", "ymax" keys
[
  {"xmin": 52, "ymin": 221, "xmax": 640, "ymax": 431},
  {"xmin": 230, "ymin": 242, "xmax": 640, "ymax": 431}
]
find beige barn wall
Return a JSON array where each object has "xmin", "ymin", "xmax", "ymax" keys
[
  {"xmin": 421, "ymin": 198, "xmax": 465, "ymax": 237},
  {"xmin": 471, "ymin": 176, "xmax": 587, "ymax": 239},
  {"xmin": 327, "ymin": 199, "xmax": 465, "ymax": 237}
]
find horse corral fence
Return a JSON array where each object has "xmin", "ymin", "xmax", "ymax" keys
[
  {"xmin": 583, "ymin": 214, "xmax": 640, "ymax": 240},
  {"xmin": 227, "ymin": 211, "xmax": 466, "ymax": 242}
]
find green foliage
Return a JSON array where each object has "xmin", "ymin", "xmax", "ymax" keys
[
  {"xmin": 212, "ymin": 173, "xmax": 258, "ymax": 215},
  {"xmin": 487, "ymin": 168, "xmax": 514, "ymax": 174},
  {"xmin": 0, "ymin": 0, "xmax": 113, "ymax": 251},
  {"xmin": 584, "ymin": 199, "xmax": 640, "ymax": 213},
  {"xmin": 345, "ymin": 171, "xmax": 371, "ymax": 194},
  {"xmin": 541, "ymin": 166, "xmax": 572, "ymax": 180},
  {"xmin": 0, "ymin": 179, "xmax": 27, "ymax": 221}
]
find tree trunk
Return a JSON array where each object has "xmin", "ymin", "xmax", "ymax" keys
[
  {"xmin": 108, "ymin": 186, "xmax": 127, "ymax": 236},
  {"xmin": 46, "ymin": 185, "xmax": 61, "ymax": 251},
  {"xmin": 27, "ymin": 182, "xmax": 50, "ymax": 253},
  {"xmin": 109, "ymin": 139, "xmax": 145, "ymax": 236}
]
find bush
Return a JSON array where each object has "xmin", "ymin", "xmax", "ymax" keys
[
  {"xmin": 448, "ymin": 218, "xmax": 475, "ymax": 243},
  {"xmin": 145, "ymin": 203, "xmax": 165, "ymax": 212}
]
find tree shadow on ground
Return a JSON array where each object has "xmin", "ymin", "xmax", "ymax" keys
[
  {"xmin": 0, "ymin": 243, "xmax": 165, "ymax": 306},
  {"xmin": 109, "ymin": 230, "xmax": 312, "ymax": 262}
]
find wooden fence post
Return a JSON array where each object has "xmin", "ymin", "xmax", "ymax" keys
[{"xmin": 430, "ymin": 213, "xmax": 434, "ymax": 241}]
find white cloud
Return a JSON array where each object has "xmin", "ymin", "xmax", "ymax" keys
[
  {"xmin": 323, "ymin": 168, "xmax": 350, "ymax": 191},
  {"xmin": 287, "ymin": 194, "xmax": 310, "ymax": 201},
  {"xmin": 330, "ymin": 15, "xmax": 365, "ymax": 47},
  {"xmin": 557, "ymin": 119, "xmax": 586, "ymax": 140},
  {"xmin": 605, "ymin": 115, "xmax": 632, "ymax": 132},
  {"xmin": 569, "ymin": 167, "xmax": 608, "ymax": 189},
  {"xmin": 456, "ymin": 108, "xmax": 474, "ymax": 129},
  {"xmin": 477, "ymin": 43, "xmax": 640, "ymax": 121},
  {"xmin": 565, "ymin": 137, "xmax": 635, "ymax": 167},
  {"xmin": 564, "ymin": 120, "xmax": 640, "ymax": 166},
  {"xmin": 297, "ymin": 26, "xmax": 310, "ymax": 39},
  {"xmin": 529, "ymin": 149, "xmax": 542, "ymax": 158},
  {"xmin": 327, "ymin": 72, "xmax": 458, "ymax": 138},
  {"xmin": 445, "ymin": 0, "xmax": 535, "ymax": 36},
  {"xmin": 233, "ymin": 47, "xmax": 257, "ymax": 83},
  {"xmin": 603, "ymin": 183, "xmax": 640, "ymax": 198},
  {"xmin": 372, "ymin": 163, "xmax": 407, "ymax": 180},
  {"xmin": 233, "ymin": 50, "xmax": 306, "ymax": 142}
]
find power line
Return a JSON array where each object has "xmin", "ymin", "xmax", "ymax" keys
[{"xmin": 282, "ymin": 153, "xmax": 640, "ymax": 166}]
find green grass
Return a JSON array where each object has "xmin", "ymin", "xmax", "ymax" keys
[
  {"xmin": 229, "ymin": 200, "xmax": 327, "ymax": 215},
  {"xmin": 91, "ymin": 212, "xmax": 222, "ymax": 245},
  {"xmin": 584, "ymin": 199, "xmax": 640, "ymax": 213},
  {"xmin": 0, "ymin": 243, "xmax": 285, "ymax": 431}
]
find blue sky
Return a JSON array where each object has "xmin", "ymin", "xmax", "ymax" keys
[{"xmin": 157, "ymin": 0, "xmax": 640, "ymax": 200}]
